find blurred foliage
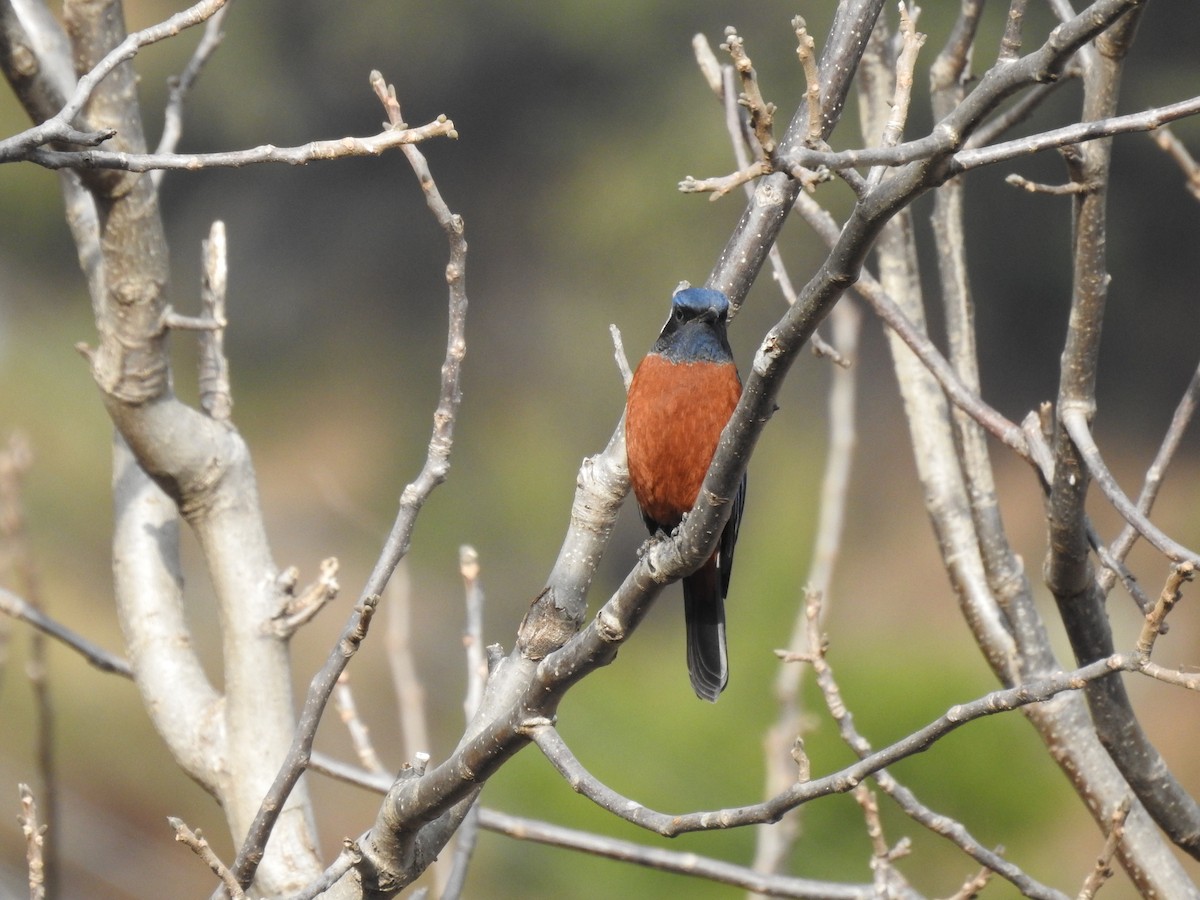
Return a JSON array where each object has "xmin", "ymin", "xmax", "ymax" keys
[{"xmin": 2, "ymin": 1, "xmax": 1200, "ymax": 898}]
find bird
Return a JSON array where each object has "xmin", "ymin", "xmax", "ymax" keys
[{"xmin": 625, "ymin": 286, "xmax": 746, "ymax": 702}]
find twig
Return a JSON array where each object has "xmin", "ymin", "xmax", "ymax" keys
[
  {"xmin": 478, "ymin": 808, "xmax": 878, "ymax": 900},
  {"xmin": 439, "ymin": 546, "xmax": 489, "ymax": 900},
  {"xmin": 18, "ymin": 784, "xmax": 46, "ymax": 900},
  {"xmin": 721, "ymin": 26, "xmax": 776, "ymax": 155},
  {"xmin": 1100, "ymin": 360, "xmax": 1200, "ymax": 594},
  {"xmin": 945, "ymin": 867, "xmax": 993, "ymax": 900},
  {"xmin": 679, "ymin": 160, "xmax": 772, "ymax": 200},
  {"xmin": 198, "ymin": 221, "xmax": 232, "ymax": 421},
  {"xmin": 302, "ymin": 757, "xmax": 884, "ymax": 900},
  {"xmin": 792, "ymin": 17, "xmax": 822, "ymax": 146},
  {"xmin": 335, "ymin": 672, "xmax": 387, "ymax": 776},
  {"xmin": 691, "ymin": 32, "xmax": 723, "ymax": 98},
  {"xmin": 1076, "ymin": 798, "xmax": 1131, "ymax": 900},
  {"xmin": 1005, "ymin": 173, "xmax": 1096, "ymax": 194},
  {"xmin": 1134, "ymin": 563, "xmax": 1195, "ymax": 662},
  {"xmin": 526, "ymin": 649, "xmax": 1145, "ymax": 840},
  {"xmin": 385, "ymin": 561, "xmax": 431, "ymax": 761},
  {"xmin": 767, "ymin": 94, "xmax": 1200, "ymax": 176},
  {"xmin": 998, "ymin": 0, "xmax": 1030, "ymax": 61},
  {"xmin": 610, "ymin": 324, "xmax": 633, "ymax": 390},
  {"xmin": 268, "ymin": 557, "xmax": 340, "ymax": 639},
  {"xmin": 1150, "ymin": 126, "xmax": 1200, "ymax": 201},
  {"xmin": 791, "ymin": 192, "xmax": 1032, "ymax": 463},
  {"xmin": 707, "ymin": 60, "xmax": 840, "ymax": 364},
  {"xmin": 0, "ymin": 0, "xmax": 229, "ymax": 160},
  {"xmin": 1, "ymin": 435, "xmax": 57, "ymax": 895},
  {"xmin": 752, "ymin": 301, "xmax": 860, "ymax": 876},
  {"xmin": 953, "ymin": 95, "xmax": 1200, "ymax": 174},
  {"xmin": 22, "ymin": 115, "xmax": 458, "ymax": 171},
  {"xmin": 152, "ymin": 0, "xmax": 231, "ymax": 187},
  {"xmin": 234, "ymin": 69, "xmax": 472, "ymax": 895},
  {"xmin": 0, "ymin": 587, "xmax": 132, "ymax": 677},
  {"xmin": 170, "ymin": 816, "xmax": 245, "ymax": 900},
  {"xmin": 865, "ymin": 3, "xmax": 926, "ymax": 190},
  {"xmin": 460, "ymin": 545, "xmax": 487, "ymax": 721},
  {"xmin": 229, "ymin": 593, "xmax": 379, "ymax": 889},
  {"xmin": 785, "ymin": 592, "xmax": 1069, "ymax": 900},
  {"xmin": 287, "ymin": 840, "xmax": 363, "ymax": 900},
  {"xmin": 1061, "ymin": 406, "xmax": 1200, "ymax": 565}
]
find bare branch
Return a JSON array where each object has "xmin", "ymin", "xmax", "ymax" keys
[
  {"xmin": 0, "ymin": 587, "xmax": 131, "ymax": 678},
  {"xmin": 385, "ymin": 562, "xmax": 431, "ymax": 762},
  {"xmin": 231, "ymin": 68, "xmax": 472, "ymax": 894},
  {"xmin": 288, "ymin": 841, "xmax": 364, "ymax": 900},
  {"xmin": 17, "ymin": 784, "xmax": 45, "ymax": 900},
  {"xmin": 269, "ymin": 557, "xmax": 341, "ymax": 639},
  {"xmin": 865, "ymin": 4, "xmax": 926, "ymax": 190},
  {"xmin": 21, "ymin": 116, "xmax": 458, "ymax": 171},
  {"xmin": 721, "ymin": 26, "xmax": 776, "ymax": 155},
  {"xmin": 792, "ymin": 16, "xmax": 822, "ymax": 146},
  {"xmin": 1077, "ymin": 798, "xmax": 1131, "ymax": 900},
  {"xmin": 1100, "ymin": 360, "xmax": 1200, "ymax": 592},
  {"xmin": 528, "ymin": 653, "xmax": 1147, "ymax": 838},
  {"xmin": 1135, "ymin": 563, "xmax": 1195, "ymax": 662},
  {"xmin": 153, "ymin": 0, "xmax": 230, "ymax": 185},
  {"xmin": 1151, "ymin": 126, "xmax": 1200, "ymax": 201},
  {"xmin": 199, "ymin": 221, "xmax": 232, "ymax": 421},
  {"xmin": 609, "ymin": 324, "xmax": 633, "ymax": 390},
  {"xmin": 170, "ymin": 817, "xmax": 245, "ymax": 900},
  {"xmin": 231, "ymin": 593, "xmax": 379, "ymax": 888},
  {"xmin": 0, "ymin": 0, "xmax": 229, "ymax": 160},
  {"xmin": 335, "ymin": 672, "xmax": 387, "ymax": 776},
  {"xmin": 1061, "ymin": 407, "xmax": 1200, "ymax": 565}
]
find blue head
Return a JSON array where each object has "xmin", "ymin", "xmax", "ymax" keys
[{"xmin": 651, "ymin": 287, "xmax": 734, "ymax": 364}]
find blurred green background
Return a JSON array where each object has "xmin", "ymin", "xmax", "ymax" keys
[{"xmin": 2, "ymin": 1, "xmax": 1200, "ymax": 897}]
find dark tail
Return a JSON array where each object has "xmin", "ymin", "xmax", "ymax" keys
[{"xmin": 683, "ymin": 558, "xmax": 729, "ymax": 702}]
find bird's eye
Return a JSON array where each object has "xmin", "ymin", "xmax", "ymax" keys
[{"xmin": 673, "ymin": 307, "xmax": 686, "ymax": 322}]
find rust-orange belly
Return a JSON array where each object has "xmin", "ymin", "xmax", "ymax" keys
[{"xmin": 625, "ymin": 355, "xmax": 742, "ymax": 529}]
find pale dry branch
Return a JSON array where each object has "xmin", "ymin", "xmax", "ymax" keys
[
  {"xmin": 1151, "ymin": 126, "xmax": 1200, "ymax": 201},
  {"xmin": 230, "ymin": 592, "xmax": 379, "ymax": 890},
  {"xmin": 17, "ymin": 784, "xmax": 45, "ymax": 900},
  {"xmin": 288, "ymin": 841, "xmax": 364, "ymax": 900},
  {"xmin": 794, "ymin": 592, "xmax": 1070, "ymax": 900},
  {"xmin": 792, "ymin": 16, "xmax": 822, "ymax": 146},
  {"xmin": 769, "ymin": 93, "xmax": 1200, "ymax": 176},
  {"xmin": 1061, "ymin": 406, "xmax": 1200, "ymax": 566},
  {"xmin": 679, "ymin": 159, "xmax": 772, "ymax": 200},
  {"xmin": 1077, "ymin": 799, "xmax": 1131, "ymax": 900},
  {"xmin": 385, "ymin": 562, "xmax": 431, "ymax": 761},
  {"xmin": 152, "ymin": 0, "xmax": 230, "ymax": 186},
  {"xmin": 23, "ymin": 116, "xmax": 458, "ymax": 171},
  {"xmin": 170, "ymin": 817, "xmax": 245, "ymax": 900},
  {"xmin": 199, "ymin": 221, "xmax": 232, "ymax": 421},
  {"xmin": 865, "ymin": 3, "xmax": 926, "ymax": 190},
  {"xmin": 527, "ymin": 653, "xmax": 1151, "ymax": 840},
  {"xmin": 0, "ymin": 0, "xmax": 229, "ymax": 160},
  {"xmin": 0, "ymin": 587, "xmax": 131, "ymax": 677},
  {"xmin": 335, "ymin": 673, "xmax": 387, "ymax": 776},
  {"xmin": 753, "ymin": 300, "xmax": 860, "ymax": 877},
  {"xmin": 305, "ymin": 756, "xmax": 883, "ymax": 900},
  {"xmin": 609, "ymin": 324, "xmax": 633, "ymax": 390},
  {"xmin": 269, "ymin": 557, "xmax": 341, "ymax": 639},
  {"xmin": 1135, "ymin": 563, "xmax": 1195, "ymax": 662},
  {"xmin": 721, "ymin": 26, "xmax": 776, "ymax": 155},
  {"xmin": 691, "ymin": 32, "xmax": 723, "ymax": 99},
  {"xmin": 1100, "ymin": 360, "xmax": 1200, "ymax": 594},
  {"xmin": 1005, "ymin": 172, "xmax": 1096, "ymax": 194},
  {"xmin": 459, "ymin": 545, "xmax": 486, "ymax": 722}
]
